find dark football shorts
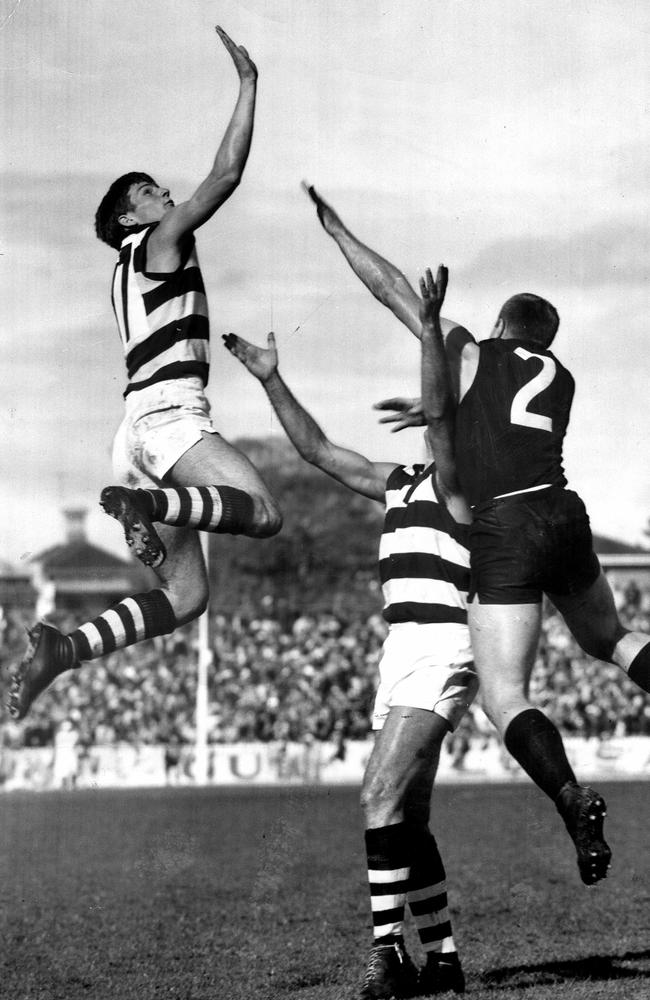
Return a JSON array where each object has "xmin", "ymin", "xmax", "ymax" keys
[{"xmin": 468, "ymin": 487, "xmax": 601, "ymax": 604}]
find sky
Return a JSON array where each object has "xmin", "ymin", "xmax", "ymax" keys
[{"xmin": 1, "ymin": 0, "xmax": 649, "ymax": 567}]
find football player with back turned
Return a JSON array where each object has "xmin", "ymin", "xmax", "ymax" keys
[{"xmin": 304, "ymin": 185, "xmax": 650, "ymax": 886}]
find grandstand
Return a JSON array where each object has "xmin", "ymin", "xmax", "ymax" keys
[{"xmin": 1, "ymin": 445, "xmax": 649, "ymax": 791}]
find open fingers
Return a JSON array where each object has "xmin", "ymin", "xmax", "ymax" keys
[
  {"xmin": 436, "ymin": 264, "xmax": 448, "ymax": 301},
  {"xmin": 420, "ymin": 264, "xmax": 448, "ymax": 302},
  {"xmin": 222, "ymin": 332, "xmax": 243, "ymax": 356},
  {"xmin": 373, "ymin": 397, "xmax": 410, "ymax": 412}
]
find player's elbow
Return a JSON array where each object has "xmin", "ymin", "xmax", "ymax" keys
[{"xmin": 298, "ymin": 438, "xmax": 329, "ymax": 470}]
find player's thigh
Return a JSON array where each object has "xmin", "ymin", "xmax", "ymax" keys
[
  {"xmin": 549, "ymin": 570, "xmax": 624, "ymax": 661},
  {"xmin": 363, "ymin": 707, "xmax": 447, "ymax": 804},
  {"xmin": 152, "ymin": 524, "xmax": 208, "ymax": 622},
  {"xmin": 166, "ymin": 431, "xmax": 275, "ymax": 498},
  {"xmin": 469, "ymin": 599, "xmax": 541, "ymax": 698}
]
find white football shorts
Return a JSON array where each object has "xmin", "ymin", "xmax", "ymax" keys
[
  {"xmin": 112, "ymin": 377, "xmax": 219, "ymax": 486},
  {"xmin": 372, "ymin": 621, "xmax": 478, "ymax": 732}
]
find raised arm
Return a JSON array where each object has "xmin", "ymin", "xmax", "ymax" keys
[
  {"xmin": 222, "ymin": 333, "xmax": 395, "ymax": 502},
  {"xmin": 419, "ymin": 266, "xmax": 470, "ymax": 521},
  {"xmin": 303, "ymin": 183, "xmax": 475, "ymax": 393},
  {"xmin": 151, "ymin": 27, "xmax": 257, "ymax": 255}
]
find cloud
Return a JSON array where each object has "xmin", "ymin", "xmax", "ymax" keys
[{"xmin": 460, "ymin": 221, "xmax": 650, "ymax": 289}]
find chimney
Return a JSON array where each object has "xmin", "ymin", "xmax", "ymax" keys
[{"xmin": 63, "ymin": 507, "xmax": 88, "ymax": 544}]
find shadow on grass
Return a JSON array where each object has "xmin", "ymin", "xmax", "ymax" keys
[{"xmin": 481, "ymin": 949, "xmax": 650, "ymax": 990}]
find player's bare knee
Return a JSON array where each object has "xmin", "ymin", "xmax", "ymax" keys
[
  {"xmin": 166, "ymin": 583, "xmax": 209, "ymax": 626},
  {"xmin": 248, "ymin": 496, "xmax": 283, "ymax": 538},
  {"xmin": 361, "ymin": 772, "xmax": 403, "ymax": 825}
]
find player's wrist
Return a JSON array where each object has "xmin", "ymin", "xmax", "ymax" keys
[{"xmin": 260, "ymin": 368, "xmax": 280, "ymax": 387}]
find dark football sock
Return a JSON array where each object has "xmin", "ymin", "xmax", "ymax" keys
[{"xmin": 504, "ymin": 708, "xmax": 576, "ymax": 802}]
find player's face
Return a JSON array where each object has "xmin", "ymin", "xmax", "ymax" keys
[{"xmin": 122, "ymin": 181, "xmax": 175, "ymax": 226}]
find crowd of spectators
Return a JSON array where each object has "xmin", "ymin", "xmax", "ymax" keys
[{"xmin": 1, "ymin": 578, "xmax": 650, "ymax": 752}]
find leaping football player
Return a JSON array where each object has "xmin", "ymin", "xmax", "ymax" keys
[
  {"xmin": 9, "ymin": 27, "xmax": 282, "ymax": 721},
  {"xmin": 224, "ymin": 266, "xmax": 473, "ymax": 998},
  {"xmin": 303, "ymin": 185, "xmax": 650, "ymax": 886}
]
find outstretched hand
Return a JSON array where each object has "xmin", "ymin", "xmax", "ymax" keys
[
  {"xmin": 301, "ymin": 180, "xmax": 344, "ymax": 237},
  {"xmin": 222, "ymin": 331, "xmax": 278, "ymax": 382},
  {"xmin": 419, "ymin": 265, "xmax": 448, "ymax": 328},
  {"xmin": 216, "ymin": 25, "xmax": 257, "ymax": 82},
  {"xmin": 373, "ymin": 397, "xmax": 425, "ymax": 433}
]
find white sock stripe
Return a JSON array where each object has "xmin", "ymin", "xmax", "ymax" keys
[
  {"xmin": 368, "ymin": 867, "xmax": 410, "ymax": 884},
  {"xmin": 187, "ymin": 487, "xmax": 204, "ymax": 523},
  {"xmin": 424, "ymin": 938, "xmax": 456, "ymax": 954},
  {"xmin": 373, "ymin": 919, "xmax": 404, "ymax": 938},
  {"xmin": 208, "ymin": 486, "xmax": 222, "ymax": 526},
  {"xmin": 101, "ymin": 609, "xmax": 127, "ymax": 645},
  {"xmin": 408, "ymin": 881, "xmax": 447, "ymax": 904},
  {"xmin": 165, "ymin": 490, "xmax": 182, "ymax": 521},
  {"xmin": 371, "ymin": 894, "xmax": 407, "ymax": 912},
  {"xmin": 77, "ymin": 622, "xmax": 104, "ymax": 657},
  {"xmin": 411, "ymin": 908, "xmax": 451, "ymax": 929},
  {"xmin": 122, "ymin": 597, "xmax": 146, "ymax": 639}
]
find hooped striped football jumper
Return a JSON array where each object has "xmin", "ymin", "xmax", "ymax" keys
[
  {"xmin": 379, "ymin": 463, "xmax": 469, "ymax": 628},
  {"xmin": 366, "ymin": 463, "xmax": 469, "ymax": 958},
  {"xmin": 109, "ymin": 222, "xmax": 256, "ymax": 536},
  {"xmin": 112, "ymin": 223, "xmax": 209, "ymax": 397}
]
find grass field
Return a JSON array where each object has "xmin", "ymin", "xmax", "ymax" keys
[{"xmin": 1, "ymin": 781, "xmax": 648, "ymax": 1000}]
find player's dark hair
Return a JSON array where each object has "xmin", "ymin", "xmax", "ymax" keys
[
  {"xmin": 95, "ymin": 172, "xmax": 156, "ymax": 250},
  {"xmin": 497, "ymin": 293, "xmax": 560, "ymax": 347}
]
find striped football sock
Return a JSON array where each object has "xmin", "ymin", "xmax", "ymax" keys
[
  {"xmin": 138, "ymin": 485, "xmax": 255, "ymax": 534},
  {"xmin": 68, "ymin": 590, "xmax": 177, "ymax": 661},
  {"xmin": 408, "ymin": 827, "xmax": 457, "ymax": 956},
  {"xmin": 365, "ymin": 822, "xmax": 411, "ymax": 942}
]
